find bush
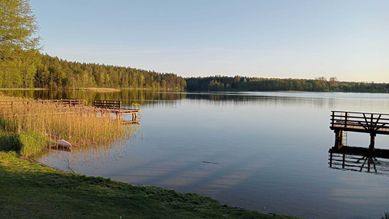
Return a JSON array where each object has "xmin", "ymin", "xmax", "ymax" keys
[
  {"xmin": 18, "ymin": 132, "xmax": 48, "ymax": 157},
  {"xmin": 0, "ymin": 131, "xmax": 48, "ymax": 157}
]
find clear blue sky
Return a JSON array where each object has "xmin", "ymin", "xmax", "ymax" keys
[{"xmin": 30, "ymin": 0, "xmax": 389, "ymax": 82}]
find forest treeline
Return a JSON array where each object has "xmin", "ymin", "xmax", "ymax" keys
[
  {"xmin": 4, "ymin": 50, "xmax": 389, "ymax": 92},
  {"xmin": 0, "ymin": 0, "xmax": 186, "ymax": 90},
  {"xmin": 0, "ymin": 53, "xmax": 186, "ymax": 90},
  {"xmin": 186, "ymin": 76, "xmax": 389, "ymax": 93},
  {"xmin": 34, "ymin": 55, "xmax": 186, "ymax": 90}
]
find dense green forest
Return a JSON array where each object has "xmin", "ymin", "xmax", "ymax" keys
[
  {"xmin": 0, "ymin": 52, "xmax": 186, "ymax": 90},
  {"xmin": 34, "ymin": 55, "xmax": 186, "ymax": 90},
  {"xmin": 0, "ymin": 0, "xmax": 186, "ymax": 90},
  {"xmin": 186, "ymin": 76, "xmax": 389, "ymax": 93}
]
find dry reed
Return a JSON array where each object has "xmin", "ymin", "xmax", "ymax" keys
[{"xmin": 0, "ymin": 95, "xmax": 131, "ymax": 149}]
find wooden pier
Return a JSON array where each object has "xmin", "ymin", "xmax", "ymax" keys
[
  {"xmin": 93, "ymin": 100, "xmax": 139, "ymax": 124},
  {"xmin": 329, "ymin": 111, "xmax": 389, "ymax": 173},
  {"xmin": 0, "ymin": 99, "xmax": 140, "ymax": 125},
  {"xmin": 49, "ymin": 99, "xmax": 85, "ymax": 106},
  {"xmin": 0, "ymin": 99, "xmax": 85, "ymax": 107}
]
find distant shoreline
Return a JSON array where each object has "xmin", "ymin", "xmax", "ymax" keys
[
  {"xmin": 0, "ymin": 88, "xmax": 48, "ymax": 91},
  {"xmin": 78, "ymin": 87, "xmax": 121, "ymax": 92},
  {"xmin": 0, "ymin": 87, "xmax": 178, "ymax": 92},
  {"xmin": 2, "ymin": 87, "xmax": 389, "ymax": 95}
]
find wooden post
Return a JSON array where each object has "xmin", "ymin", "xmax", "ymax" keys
[
  {"xmin": 369, "ymin": 133, "xmax": 376, "ymax": 151},
  {"xmin": 334, "ymin": 130, "xmax": 344, "ymax": 149},
  {"xmin": 344, "ymin": 112, "xmax": 348, "ymax": 128},
  {"xmin": 367, "ymin": 158, "xmax": 371, "ymax": 172},
  {"xmin": 115, "ymin": 111, "xmax": 122, "ymax": 121}
]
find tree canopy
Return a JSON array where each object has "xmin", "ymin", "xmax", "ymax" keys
[
  {"xmin": 0, "ymin": 0, "xmax": 39, "ymax": 88},
  {"xmin": 0, "ymin": 0, "xmax": 186, "ymax": 90},
  {"xmin": 35, "ymin": 55, "xmax": 186, "ymax": 90},
  {"xmin": 186, "ymin": 76, "xmax": 389, "ymax": 93}
]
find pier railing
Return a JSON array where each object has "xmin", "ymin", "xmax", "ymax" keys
[
  {"xmin": 93, "ymin": 100, "xmax": 121, "ymax": 109},
  {"xmin": 330, "ymin": 111, "xmax": 389, "ymax": 134},
  {"xmin": 0, "ymin": 99, "xmax": 84, "ymax": 106}
]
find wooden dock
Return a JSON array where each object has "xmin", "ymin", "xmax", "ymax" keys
[
  {"xmin": 93, "ymin": 100, "xmax": 139, "ymax": 124},
  {"xmin": 0, "ymin": 99, "xmax": 140, "ymax": 125},
  {"xmin": 0, "ymin": 99, "xmax": 84, "ymax": 107},
  {"xmin": 329, "ymin": 111, "xmax": 389, "ymax": 173},
  {"xmin": 48, "ymin": 99, "xmax": 85, "ymax": 106}
]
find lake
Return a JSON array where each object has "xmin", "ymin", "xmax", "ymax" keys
[{"xmin": 3, "ymin": 90, "xmax": 389, "ymax": 218}]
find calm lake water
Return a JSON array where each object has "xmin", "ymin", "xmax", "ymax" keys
[{"xmin": 3, "ymin": 90, "xmax": 389, "ymax": 218}]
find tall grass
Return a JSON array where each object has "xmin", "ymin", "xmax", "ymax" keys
[{"xmin": 0, "ymin": 95, "xmax": 130, "ymax": 152}]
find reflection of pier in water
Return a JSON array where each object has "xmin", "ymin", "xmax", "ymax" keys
[
  {"xmin": 329, "ymin": 111, "xmax": 389, "ymax": 174},
  {"xmin": 329, "ymin": 146, "xmax": 389, "ymax": 174}
]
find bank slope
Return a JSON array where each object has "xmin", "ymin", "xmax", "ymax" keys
[{"xmin": 0, "ymin": 152, "xmax": 292, "ymax": 219}]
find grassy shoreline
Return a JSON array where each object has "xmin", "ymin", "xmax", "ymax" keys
[
  {"xmin": 0, "ymin": 152, "xmax": 291, "ymax": 218},
  {"xmin": 0, "ymin": 95, "xmax": 293, "ymax": 218}
]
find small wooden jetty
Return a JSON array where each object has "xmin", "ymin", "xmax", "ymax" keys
[
  {"xmin": 0, "ymin": 99, "xmax": 139, "ymax": 124},
  {"xmin": 0, "ymin": 99, "xmax": 84, "ymax": 107},
  {"xmin": 329, "ymin": 111, "xmax": 389, "ymax": 173},
  {"xmin": 48, "ymin": 99, "xmax": 85, "ymax": 106},
  {"xmin": 93, "ymin": 100, "xmax": 139, "ymax": 124}
]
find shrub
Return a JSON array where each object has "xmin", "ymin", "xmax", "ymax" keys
[
  {"xmin": 0, "ymin": 131, "xmax": 48, "ymax": 157},
  {"xmin": 18, "ymin": 131, "xmax": 48, "ymax": 157}
]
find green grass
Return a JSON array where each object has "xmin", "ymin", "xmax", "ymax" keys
[
  {"xmin": 18, "ymin": 131, "xmax": 48, "ymax": 157},
  {"xmin": 0, "ymin": 152, "xmax": 293, "ymax": 219},
  {"xmin": 0, "ymin": 131, "xmax": 48, "ymax": 157}
]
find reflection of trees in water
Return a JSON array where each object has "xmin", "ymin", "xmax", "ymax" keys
[
  {"xmin": 0, "ymin": 90, "xmax": 186, "ymax": 106},
  {"xmin": 186, "ymin": 93, "xmax": 334, "ymax": 108},
  {"xmin": 4, "ymin": 90, "xmax": 389, "ymax": 110},
  {"xmin": 185, "ymin": 93, "xmax": 389, "ymax": 111}
]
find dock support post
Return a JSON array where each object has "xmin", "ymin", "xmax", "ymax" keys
[
  {"xmin": 369, "ymin": 133, "xmax": 376, "ymax": 152},
  {"xmin": 116, "ymin": 112, "xmax": 122, "ymax": 121},
  {"xmin": 334, "ymin": 130, "xmax": 344, "ymax": 149}
]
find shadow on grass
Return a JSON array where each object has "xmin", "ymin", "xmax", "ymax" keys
[
  {"xmin": 0, "ymin": 131, "xmax": 48, "ymax": 157},
  {"xmin": 0, "ymin": 152, "xmax": 288, "ymax": 219},
  {"xmin": 0, "ymin": 132, "xmax": 20, "ymax": 152}
]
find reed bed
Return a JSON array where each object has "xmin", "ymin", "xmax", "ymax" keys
[{"xmin": 0, "ymin": 95, "xmax": 130, "ymax": 150}]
